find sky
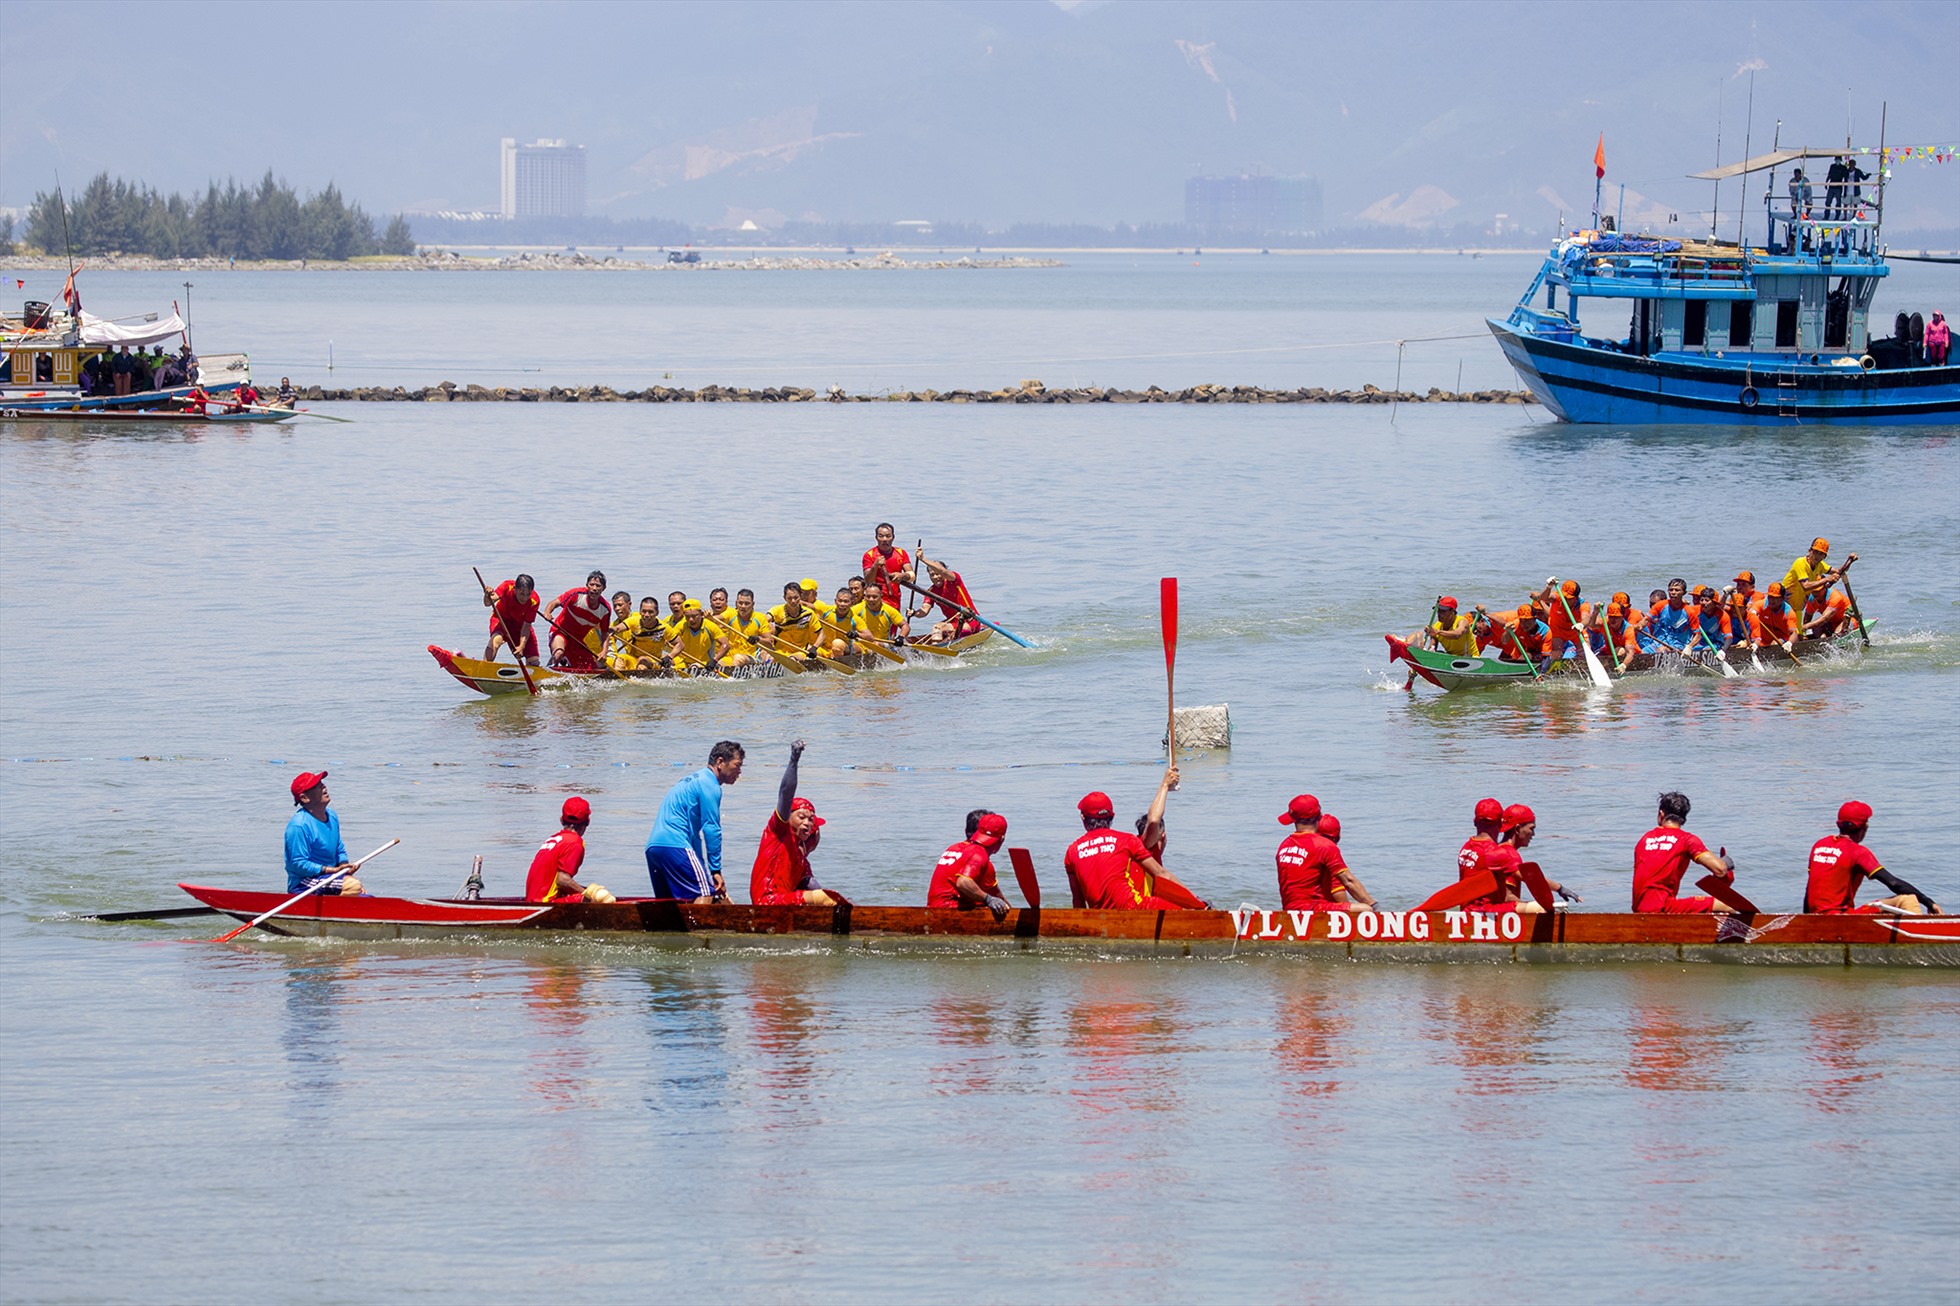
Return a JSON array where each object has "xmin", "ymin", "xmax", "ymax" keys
[{"xmin": 3, "ymin": 0, "xmax": 1956, "ymax": 232}]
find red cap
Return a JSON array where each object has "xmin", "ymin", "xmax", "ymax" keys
[
  {"xmin": 1502, "ymin": 803, "xmax": 1536, "ymax": 831},
  {"xmin": 1317, "ymin": 813, "xmax": 1341, "ymax": 843},
  {"xmin": 1473, "ymin": 797, "xmax": 1504, "ymax": 825},
  {"xmin": 1437, "ymin": 596, "xmax": 1458, "ymax": 610},
  {"xmin": 1837, "ymin": 800, "xmax": 1872, "ymax": 827},
  {"xmin": 973, "ymin": 812, "xmax": 1008, "ymax": 848},
  {"xmin": 290, "ymin": 770, "xmax": 328, "ymax": 799},
  {"xmin": 1278, "ymin": 794, "xmax": 1321, "ymax": 825},
  {"xmin": 562, "ymin": 796, "xmax": 591, "ymax": 821},
  {"xmin": 791, "ymin": 795, "xmax": 826, "ymax": 827},
  {"xmin": 1077, "ymin": 791, "xmax": 1115, "ymax": 818}
]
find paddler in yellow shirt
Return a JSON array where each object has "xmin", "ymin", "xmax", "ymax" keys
[
  {"xmin": 767, "ymin": 582, "xmax": 824, "ymax": 667},
  {"xmin": 659, "ymin": 590, "xmax": 689, "ymax": 641},
  {"xmin": 852, "ymin": 585, "xmax": 910, "ymax": 650},
  {"xmin": 822, "ymin": 586, "xmax": 861, "ymax": 658},
  {"xmin": 707, "ymin": 587, "xmax": 762, "ymax": 671},
  {"xmin": 668, "ymin": 600, "xmax": 729, "ymax": 675},
  {"xmin": 610, "ymin": 596, "xmax": 672, "ymax": 673},
  {"xmin": 1403, "ymin": 595, "xmax": 1478, "ymax": 690},
  {"xmin": 1782, "ymin": 538, "xmax": 1854, "ymax": 612}
]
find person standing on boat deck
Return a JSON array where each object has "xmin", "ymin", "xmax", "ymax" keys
[
  {"xmin": 483, "ymin": 573, "xmax": 541, "ymax": 665},
  {"xmin": 1923, "ymin": 311, "xmax": 1950, "ymax": 366},
  {"xmin": 524, "ymin": 797, "xmax": 615, "ymax": 904},
  {"xmin": 1632, "ymin": 792, "xmax": 1738, "ymax": 913},
  {"xmin": 750, "ymin": 741, "xmax": 838, "ymax": 907},
  {"xmin": 1455, "ymin": 797, "xmax": 1520, "ymax": 910},
  {"xmin": 545, "ymin": 570, "xmax": 612, "ymax": 670},
  {"xmin": 644, "ymin": 741, "xmax": 744, "ymax": 903},
  {"xmin": 1781, "ymin": 539, "xmax": 1852, "ymax": 615},
  {"xmin": 1824, "ymin": 157, "xmax": 1849, "ymax": 222},
  {"xmin": 1805, "ymin": 801, "xmax": 1940, "ymax": 915},
  {"xmin": 284, "ymin": 772, "xmax": 363, "ymax": 896},
  {"xmin": 1065, "ymin": 787, "xmax": 1204, "ymax": 911},
  {"xmin": 1788, "ymin": 170, "xmax": 1813, "ymax": 250},
  {"xmin": 1745, "ymin": 582, "xmax": 1801, "ymax": 653},
  {"xmin": 927, "ymin": 811, "xmax": 1011, "ymax": 919},
  {"xmin": 1277, "ymin": 794, "xmax": 1377, "ymax": 913},
  {"xmin": 862, "ymin": 522, "xmax": 913, "ymax": 610}
]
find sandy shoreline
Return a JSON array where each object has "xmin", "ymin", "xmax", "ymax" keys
[{"xmin": 0, "ymin": 251, "xmax": 1066, "ymax": 273}]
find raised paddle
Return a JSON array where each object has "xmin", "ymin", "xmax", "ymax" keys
[
  {"xmin": 1161, "ymin": 577, "xmax": 1179, "ymax": 779},
  {"xmin": 1835, "ymin": 552, "xmax": 1871, "ymax": 647},
  {"xmin": 208, "ymin": 838, "xmax": 400, "ymax": 942},
  {"xmin": 896, "ymin": 575, "xmax": 1032, "ymax": 648},
  {"xmin": 84, "ymin": 905, "xmax": 219, "ymax": 922},
  {"xmin": 1518, "ymin": 861, "xmax": 1558, "ymax": 913},
  {"xmin": 1549, "ymin": 579, "xmax": 1612, "ymax": 689},
  {"xmin": 474, "ymin": 568, "xmax": 539, "ymax": 695},
  {"xmin": 1007, "ymin": 847, "xmax": 1041, "ymax": 909},
  {"xmin": 1696, "ymin": 871, "xmax": 1760, "ymax": 915},
  {"xmin": 1415, "ymin": 871, "xmax": 1501, "ymax": 913}
]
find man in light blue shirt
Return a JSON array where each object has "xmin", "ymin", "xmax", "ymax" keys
[
  {"xmin": 284, "ymin": 771, "xmax": 363, "ymax": 895},
  {"xmin": 645, "ymin": 741, "xmax": 745, "ymax": 901}
]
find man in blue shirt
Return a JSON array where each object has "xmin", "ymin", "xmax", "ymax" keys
[
  {"xmin": 1640, "ymin": 578, "xmax": 1695, "ymax": 654},
  {"xmin": 645, "ymin": 741, "xmax": 745, "ymax": 902},
  {"xmin": 284, "ymin": 771, "xmax": 363, "ymax": 895}
]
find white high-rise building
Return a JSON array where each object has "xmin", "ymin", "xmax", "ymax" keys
[{"xmin": 499, "ymin": 138, "xmax": 587, "ymax": 219}]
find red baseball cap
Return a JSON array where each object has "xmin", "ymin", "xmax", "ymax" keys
[
  {"xmin": 1077, "ymin": 791, "xmax": 1115, "ymax": 818},
  {"xmin": 1474, "ymin": 797, "xmax": 1504, "ymax": 824},
  {"xmin": 290, "ymin": 770, "xmax": 328, "ymax": 799},
  {"xmin": 1502, "ymin": 803, "xmax": 1536, "ymax": 831},
  {"xmin": 1278, "ymin": 794, "xmax": 1321, "ymax": 825},
  {"xmin": 1317, "ymin": 813, "xmax": 1341, "ymax": 842},
  {"xmin": 1437, "ymin": 596, "xmax": 1458, "ymax": 610},
  {"xmin": 562, "ymin": 796, "xmax": 591, "ymax": 821},
  {"xmin": 791, "ymin": 796, "xmax": 826, "ymax": 827},
  {"xmin": 973, "ymin": 812, "xmax": 1008, "ymax": 848},
  {"xmin": 1837, "ymin": 800, "xmax": 1872, "ymax": 827}
]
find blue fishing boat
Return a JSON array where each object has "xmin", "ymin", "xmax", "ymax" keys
[
  {"xmin": 0, "ymin": 277, "xmax": 249, "ymax": 415},
  {"xmin": 1490, "ymin": 142, "xmax": 1956, "ymax": 425}
]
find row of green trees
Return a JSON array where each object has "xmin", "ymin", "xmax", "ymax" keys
[{"xmin": 21, "ymin": 172, "xmax": 415, "ymax": 260}]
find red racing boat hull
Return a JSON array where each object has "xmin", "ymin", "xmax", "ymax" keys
[{"xmin": 177, "ymin": 884, "xmax": 1959, "ymax": 965}]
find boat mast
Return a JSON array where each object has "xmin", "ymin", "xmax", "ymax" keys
[
  {"xmin": 1766, "ymin": 120, "xmax": 1782, "ymax": 252},
  {"xmin": 1873, "ymin": 102, "xmax": 1887, "ymax": 249},
  {"xmin": 1709, "ymin": 84, "xmax": 1723, "ymax": 242},
  {"xmin": 1736, "ymin": 71, "xmax": 1755, "ymax": 248}
]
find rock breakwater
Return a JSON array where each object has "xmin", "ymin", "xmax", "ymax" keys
[{"xmin": 293, "ymin": 379, "xmax": 1533, "ymax": 405}]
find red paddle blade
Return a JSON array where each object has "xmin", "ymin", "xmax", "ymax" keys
[
  {"xmin": 1007, "ymin": 847, "xmax": 1040, "ymax": 909},
  {"xmin": 1160, "ymin": 577, "xmax": 1178, "ymax": 670},
  {"xmin": 1697, "ymin": 874, "xmax": 1760, "ymax": 915},
  {"xmin": 1415, "ymin": 871, "xmax": 1500, "ymax": 913},
  {"xmin": 1518, "ymin": 861, "xmax": 1556, "ymax": 912}
]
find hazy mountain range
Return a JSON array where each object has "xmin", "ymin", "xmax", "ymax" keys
[{"xmin": 4, "ymin": 0, "xmax": 1956, "ymax": 234}]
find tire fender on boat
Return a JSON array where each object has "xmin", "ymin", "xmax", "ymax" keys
[{"xmin": 1739, "ymin": 386, "xmax": 1760, "ymax": 409}]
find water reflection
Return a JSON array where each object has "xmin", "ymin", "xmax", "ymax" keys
[
  {"xmin": 280, "ymin": 952, "xmax": 364, "ymax": 1114},
  {"xmin": 1062, "ymin": 971, "xmax": 1186, "ymax": 1120},
  {"xmin": 743, "ymin": 964, "xmax": 824, "ymax": 1109},
  {"xmin": 639, "ymin": 964, "xmax": 732, "ymax": 1117},
  {"xmin": 1423, "ymin": 988, "xmax": 1555, "ymax": 1108},
  {"xmin": 1273, "ymin": 989, "xmax": 1348, "ymax": 1106},
  {"xmin": 524, "ymin": 959, "xmax": 595, "ymax": 1112},
  {"xmin": 1804, "ymin": 1007, "xmax": 1883, "ymax": 1117}
]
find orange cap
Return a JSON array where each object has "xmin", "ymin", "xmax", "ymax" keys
[
  {"xmin": 1734, "ymin": 570, "xmax": 1754, "ymax": 584},
  {"xmin": 1612, "ymin": 591, "xmax": 1631, "ymax": 606},
  {"xmin": 1560, "ymin": 579, "xmax": 1579, "ymax": 598},
  {"xmin": 1767, "ymin": 581, "xmax": 1785, "ymax": 597},
  {"xmin": 1514, "ymin": 605, "xmax": 1533, "ymax": 621},
  {"xmin": 1811, "ymin": 537, "xmax": 1830, "ymax": 554},
  {"xmin": 1607, "ymin": 602, "xmax": 1626, "ymax": 618}
]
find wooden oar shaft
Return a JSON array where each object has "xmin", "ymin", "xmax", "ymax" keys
[
  {"xmin": 475, "ymin": 568, "xmax": 539, "ymax": 695},
  {"xmin": 896, "ymin": 576, "xmax": 1031, "ymax": 648},
  {"xmin": 1836, "ymin": 557, "xmax": 1871, "ymax": 647}
]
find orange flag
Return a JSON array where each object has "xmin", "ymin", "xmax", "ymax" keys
[{"xmin": 1594, "ymin": 134, "xmax": 1607, "ymax": 179}]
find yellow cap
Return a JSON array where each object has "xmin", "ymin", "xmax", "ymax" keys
[
  {"xmin": 682, "ymin": 599, "xmax": 702, "ymax": 612},
  {"xmin": 799, "ymin": 578, "xmax": 819, "ymax": 592}
]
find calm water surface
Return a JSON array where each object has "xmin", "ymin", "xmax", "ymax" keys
[{"xmin": 3, "ymin": 261, "xmax": 1958, "ymax": 1303}]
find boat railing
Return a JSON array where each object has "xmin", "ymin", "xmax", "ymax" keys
[
  {"xmin": 1555, "ymin": 242, "xmax": 1754, "ymax": 293},
  {"xmin": 1763, "ymin": 195, "xmax": 1882, "ymax": 259}
]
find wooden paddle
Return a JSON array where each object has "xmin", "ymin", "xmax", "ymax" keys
[
  {"xmin": 237, "ymin": 399, "xmax": 353, "ymax": 423},
  {"xmin": 84, "ymin": 905, "xmax": 219, "ymax": 922},
  {"xmin": 1161, "ymin": 577, "xmax": 1179, "ymax": 774},
  {"xmin": 1836, "ymin": 553, "xmax": 1871, "ymax": 647},
  {"xmin": 896, "ymin": 575, "xmax": 1032, "ymax": 648},
  {"xmin": 1518, "ymin": 861, "xmax": 1557, "ymax": 912},
  {"xmin": 1693, "ymin": 622, "xmax": 1739, "ymax": 678},
  {"xmin": 761, "ymin": 644, "xmax": 809, "ymax": 675},
  {"xmin": 821, "ymin": 617, "xmax": 904, "ymax": 664},
  {"xmin": 474, "ymin": 568, "xmax": 539, "ymax": 695},
  {"xmin": 1550, "ymin": 580, "xmax": 1612, "ymax": 688},
  {"xmin": 1007, "ymin": 847, "xmax": 1041, "ymax": 908},
  {"xmin": 1697, "ymin": 869, "xmax": 1759, "ymax": 915},
  {"xmin": 1415, "ymin": 871, "xmax": 1500, "ymax": 912},
  {"xmin": 209, "ymin": 839, "xmax": 399, "ymax": 942}
]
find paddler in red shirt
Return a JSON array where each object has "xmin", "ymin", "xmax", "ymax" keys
[
  {"xmin": 1500, "ymin": 804, "xmax": 1575, "ymax": 911},
  {"xmin": 483, "ymin": 573, "xmax": 541, "ymax": 663},
  {"xmin": 910, "ymin": 556, "xmax": 981, "ymax": 644},
  {"xmin": 1455, "ymin": 797, "xmax": 1522, "ymax": 910},
  {"xmin": 1804, "ymin": 801, "xmax": 1941, "ymax": 915},
  {"xmin": 545, "ymin": 569, "xmax": 612, "ymax": 671},
  {"xmin": 861, "ymin": 521, "xmax": 913, "ymax": 609},
  {"xmin": 524, "ymin": 797, "xmax": 616, "ymax": 903},
  {"xmin": 750, "ymin": 741, "xmax": 838, "ymax": 907},
  {"xmin": 1276, "ymin": 794, "xmax": 1377, "ymax": 912},
  {"xmin": 1064, "ymin": 785, "xmax": 1206, "ymax": 910},
  {"xmin": 1632, "ymin": 791, "xmax": 1739, "ymax": 913},
  {"xmin": 927, "ymin": 811, "xmax": 1011, "ymax": 919}
]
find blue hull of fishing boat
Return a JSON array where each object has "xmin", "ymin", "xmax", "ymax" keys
[{"xmin": 1489, "ymin": 319, "xmax": 1960, "ymax": 425}]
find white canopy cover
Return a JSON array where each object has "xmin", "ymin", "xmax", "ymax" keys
[{"xmin": 78, "ymin": 310, "xmax": 189, "ymax": 348}]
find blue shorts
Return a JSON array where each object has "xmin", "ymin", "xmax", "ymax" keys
[{"xmin": 645, "ymin": 844, "xmax": 713, "ymax": 899}]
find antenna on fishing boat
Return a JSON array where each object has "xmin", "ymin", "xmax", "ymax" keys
[
  {"xmin": 181, "ymin": 281, "xmax": 194, "ymax": 353},
  {"xmin": 1709, "ymin": 81, "xmax": 1724, "ymax": 242},
  {"xmin": 1736, "ymin": 70, "xmax": 1755, "ymax": 248},
  {"xmin": 54, "ymin": 171, "xmax": 77, "ymax": 333},
  {"xmin": 1874, "ymin": 101, "xmax": 1888, "ymax": 249}
]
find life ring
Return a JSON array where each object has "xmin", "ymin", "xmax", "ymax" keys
[
  {"xmin": 1860, "ymin": 355, "xmax": 1876, "ymax": 371},
  {"xmin": 1739, "ymin": 387, "xmax": 1760, "ymax": 409}
]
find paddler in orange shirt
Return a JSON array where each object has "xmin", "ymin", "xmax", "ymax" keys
[
  {"xmin": 1746, "ymin": 582, "xmax": 1801, "ymax": 654},
  {"xmin": 1529, "ymin": 578, "xmax": 1595, "ymax": 663},
  {"xmin": 1803, "ymin": 588, "xmax": 1853, "ymax": 639}
]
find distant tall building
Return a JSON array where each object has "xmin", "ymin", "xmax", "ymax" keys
[
  {"xmin": 1184, "ymin": 174, "xmax": 1322, "ymax": 238},
  {"xmin": 499, "ymin": 138, "xmax": 587, "ymax": 219}
]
